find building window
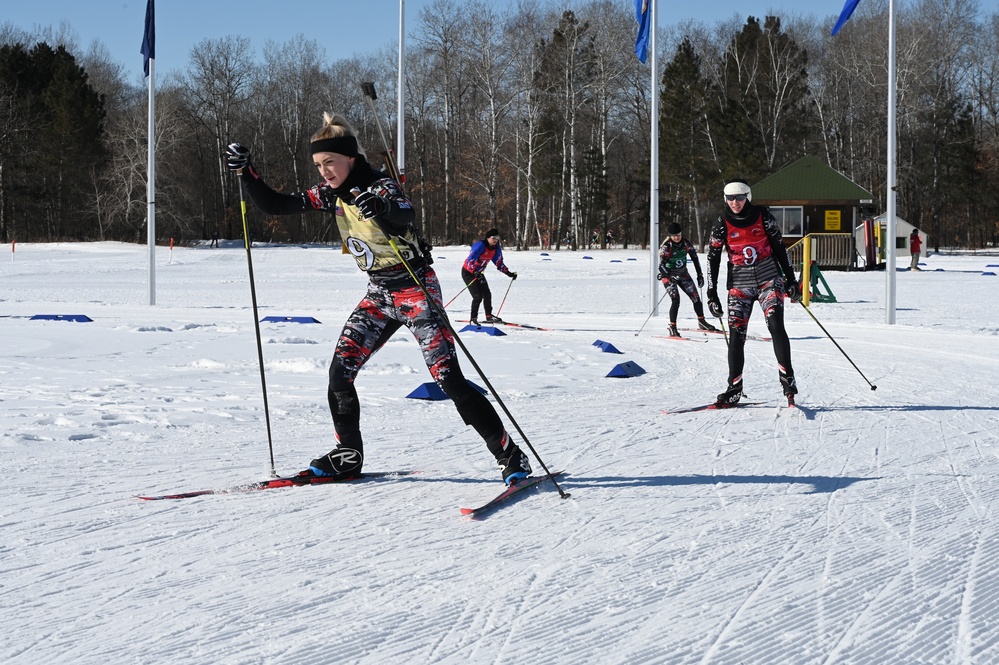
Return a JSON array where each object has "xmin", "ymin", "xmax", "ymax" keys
[{"xmin": 770, "ymin": 206, "xmax": 803, "ymax": 236}]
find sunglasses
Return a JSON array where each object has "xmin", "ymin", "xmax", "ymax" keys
[
  {"xmin": 488, "ymin": 235, "xmax": 500, "ymax": 240},
  {"xmin": 725, "ymin": 194, "xmax": 748, "ymax": 202}
]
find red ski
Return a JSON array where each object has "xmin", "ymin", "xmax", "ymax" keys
[
  {"xmin": 460, "ymin": 471, "xmax": 566, "ymax": 517},
  {"xmin": 653, "ymin": 334, "xmax": 708, "ymax": 343},
  {"xmin": 678, "ymin": 328, "xmax": 771, "ymax": 342},
  {"xmin": 662, "ymin": 402, "xmax": 765, "ymax": 415},
  {"xmin": 137, "ymin": 471, "xmax": 414, "ymax": 500}
]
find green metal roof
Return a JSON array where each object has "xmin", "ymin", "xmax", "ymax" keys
[{"xmin": 753, "ymin": 156, "xmax": 873, "ymax": 203}]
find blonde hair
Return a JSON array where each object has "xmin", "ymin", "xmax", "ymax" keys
[{"xmin": 311, "ymin": 112, "xmax": 365, "ymax": 156}]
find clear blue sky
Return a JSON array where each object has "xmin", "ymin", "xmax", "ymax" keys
[{"xmin": 4, "ymin": 0, "xmax": 998, "ymax": 84}]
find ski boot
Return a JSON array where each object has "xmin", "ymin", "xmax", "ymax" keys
[
  {"xmin": 668, "ymin": 323, "xmax": 681, "ymax": 337},
  {"xmin": 715, "ymin": 380, "xmax": 744, "ymax": 407},
  {"xmin": 780, "ymin": 373, "xmax": 798, "ymax": 407},
  {"xmin": 498, "ymin": 445, "xmax": 532, "ymax": 486},
  {"xmin": 697, "ymin": 317, "xmax": 718, "ymax": 332},
  {"xmin": 307, "ymin": 444, "xmax": 363, "ymax": 479},
  {"xmin": 470, "ymin": 317, "xmax": 480, "ymax": 326},
  {"xmin": 485, "ymin": 314, "xmax": 504, "ymax": 324}
]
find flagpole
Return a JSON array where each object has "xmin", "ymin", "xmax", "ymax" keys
[
  {"xmin": 649, "ymin": 0, "xmax": 660, "ymax": 316},
  {"xmin": 885, "ymin": 0, "xmax": 897, "ymax": 324},
  {"xmin": 398, "ymin": 0, "xmax": 406, "ymax": 183},
  {"xmin": 147, "ymin": 55, "xmax": 156, "ymax": 306},
  {"xmin": 142, "ymin": 0, "xmax": 156, "ymax": 306}
]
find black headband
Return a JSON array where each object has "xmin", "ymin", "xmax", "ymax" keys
[{"xmin": 310, "ymin": 136, "xmax": 358, "ymax": 157}]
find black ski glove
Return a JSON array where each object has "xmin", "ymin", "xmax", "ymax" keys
[
  {"xmin": 696, "ymin": 273, "xmax": 705, "ymax": 288},
  {"xmin": 707, "ymin": 288, "xmax": 723, "ymax": 318},
  {"xmin": 353, "ymin": 191, "xmax": 387, "ymax": 219},
  {"xmin": 509, "ymin": 271, "xmax": 518, "ymax": 280},
  {"xmin": 657, "ymin": 269, "xmax": 666, "ymax": 280},
  {"xmin": 785, "ymin": 280, "xmax": 802, "ymax": 303},
  {"xmin": 225, "ymin": 143, "xmax": 251, "ymax": 171}
]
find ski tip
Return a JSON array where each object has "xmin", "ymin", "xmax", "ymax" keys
[{"xmin": 459, "ymin": 507, "xmax": 475, "ymax": 516}]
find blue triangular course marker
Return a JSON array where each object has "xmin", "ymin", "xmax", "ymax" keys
[
  {"xmin": 606, "ymin": 361, "xmax": 646, "ymax": 378},
  {"xmin": 610, "ymin": 259, "xmax": 622, "ymax": 263},
  {"xmin": 583, "ymin": 256, "xmax": 594, "ymax": 260},
  {"xmin": 984, "ymin": 271, "xmax": 996, "ymax": 276},
  {"xmin": 30, "ymin": 314, "xmax": 92, "ymax": 322},
  {"xmin": 592, "ymin": 339, "xmax": 623, "ymax": 354},
  {"xmin": 260, "ymin": 316, "xmax": 321, "ymax": 323},
  {"xmin": 540, "ymin": 252, "xmax": 550, "ymax": 256},
  {"xmin": 627, "ymin": 257, "xmax": 638, "ymax": 261},
  {"xmin": 459, "ymin": 324, "xmax": 507, "ymax": 336},
  {"xmin": 407, "ymin": 380, "xmax": 488, "ymax": 400}
]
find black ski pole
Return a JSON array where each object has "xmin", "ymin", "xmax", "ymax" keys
[
  {"xmin": 636, "ymin": 290, "xmax": 668, "ymax": 336},
  {"xmin": 444, "ymin": 276, "xmax": 477, "ymax": 309},
  {"xmin": 237, "ymin": 174, "xmax": 278, "ymax": 476},
  {"xmin": 799, "ymin": 302, "xmax": 877, "ymax": 391},
  {"xmin": 715, "ymin": 313, "xmax": 729, "ymax": 347},
  {"xmin": 496, "ymin": 277, "xmax": 514, "ymax": 318}
]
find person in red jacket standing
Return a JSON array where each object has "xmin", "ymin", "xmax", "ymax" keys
[{"xmin": 909, "ymin": 228, "xmax": 923, "ymax": 270}]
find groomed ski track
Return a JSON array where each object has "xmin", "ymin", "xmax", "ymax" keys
[{"xmin": 2, "ymin": 244, "xmax": 998, "ymax": 664}]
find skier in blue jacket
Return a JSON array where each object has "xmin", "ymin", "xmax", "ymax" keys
[{"xmin": 461, "ymin": 228, "xmax": 517, "ymax": 325}]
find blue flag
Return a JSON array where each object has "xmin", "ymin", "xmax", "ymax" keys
[
  {"xmin": 831, "ymin": 0, "xmax": 861, "ymax": 36},
  {"xmin": 140, "ymin": 0, "xmax": 155, "ymax": 77},
  {"xmin": 635, "ymin": 0, "xmax": 651, "ymax": 63}
]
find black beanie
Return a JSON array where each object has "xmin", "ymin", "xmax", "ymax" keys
[
  {"xmin": 667, "ymin": 222, "xmax": 682, "ymax": 235},
  {"xmin": 485, "ymin": 228, "xmax": 500, "ymax": 238}
]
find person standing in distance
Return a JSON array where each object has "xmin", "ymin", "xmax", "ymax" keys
[
  {"xmin": 223, "ymin": 114, "xmax": 531, "ymax": 486},
  {"xmin": 706, "ymin": 179, "xmax": 801, "ymax": 406},
  {"xmin": 657, "ymin": 221, "xmax": 717, "ymax": 337},
  {"xmin": 909, "ymin": 228, "xmax": 922, "ymax": 270},
  {"xmin": 461, "ymin": 228, "xmax": 517, "ymax": 325}
]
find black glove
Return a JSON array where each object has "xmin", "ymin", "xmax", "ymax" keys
[
  {"xmin": 657, "ymin": 270, "xmax": 666, "ymax": 281},
  {"xmin": 696, "ymin": 273, "xmax": 705, "ymax": 288},
  {"xmin": 785, "ymin": 280, "xmax": 802, "ymax": 303},
  {"xmin": 353, "ymin": 191, "xmax": 387, "ymax": 219},
  {"xmin": 510, "ymin": 272, "xmax": 518, "ymax": 280},
  {"xmin": 225, "ymin": 143, "xmax": 251, "ymax": 171},
  {"xmin": 707, "ymin": 288, "xmax": 723, "ymax": 318}
]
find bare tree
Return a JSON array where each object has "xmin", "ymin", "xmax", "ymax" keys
[{"xmin": 181, "ymin": 36, "xmax": 255, "ymax": 239}]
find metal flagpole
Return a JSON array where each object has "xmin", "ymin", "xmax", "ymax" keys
[
  {"xmin": 146, "ymin": 50, "xmax": 156, "ymax": 305},
  {"xmin": 649, "ymin": 0, "xmax": 659, "ymax": 317},
  {"xmin": 885, "ymin": 0, "xmax": 897, "ymax": 324},
  {"xmin": 398, "ymin": 0, "xmax": 406, "ymax": 184}
]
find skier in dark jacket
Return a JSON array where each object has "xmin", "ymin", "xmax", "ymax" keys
[
  {"xmin": 706, "ymin": 179, "xmax": 800, "ymax": 406},
  {"xmin": 657, "ymin": 221, "xmax": 717, "ymax": 337},
  {"xmin": 224, "ymin": 113, "xmax": 531, "ymax": 485},
  {"xmin": 461, "ymin": 229, "xmax": 517, "ymax": 325}
]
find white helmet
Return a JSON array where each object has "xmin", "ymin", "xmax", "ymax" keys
[{"xmin": 723, "ymin": 180, "xmax": 752, "ymax": 202}]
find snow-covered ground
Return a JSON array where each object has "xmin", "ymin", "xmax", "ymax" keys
[{"xmin": 2, "ymin": 241, "xmax": 998, "ymax": 664}]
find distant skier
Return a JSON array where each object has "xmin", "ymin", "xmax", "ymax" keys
[
  {"xmin": 224, "ymin": 113, "xmax": 531, "ymax": 485},
  {"xmin": 461, "ymin": 228, "xmax": 517, "ymax": 326},
  {"xmin": 706, "ymin": 179, "xmax": 800, "ymax": 406},
  {"xmin": 657, "ymin": 221, "xmax": 717, "ymax": 337}
]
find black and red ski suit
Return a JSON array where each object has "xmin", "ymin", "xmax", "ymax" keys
[{"xmin": 706, "ymin": 204, "xmax": 797, "ymax": 389}]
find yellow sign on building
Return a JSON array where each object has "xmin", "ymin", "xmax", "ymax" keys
[{"xmin": 825, "ymin": 210, "xmax": 842, "ymax": 231}]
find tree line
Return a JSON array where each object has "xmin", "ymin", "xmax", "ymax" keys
[{"xmin": 2, "ymin": 0, "xmax": 997, "ymax": 251}]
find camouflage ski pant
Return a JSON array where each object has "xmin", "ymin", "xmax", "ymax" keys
[
  {"xmin": 662, "ymin": 271, "xmax": 705, "ymax": 322},
  {"xmin": 327, "ymin": 267, "xmax": 507, "ymax": 458},
  {"xmin": 725, "ymin": 276, "xmax": 793, "ymax": 385}
]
